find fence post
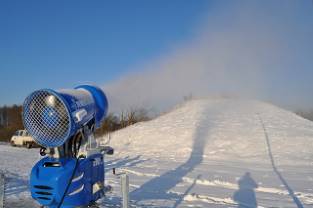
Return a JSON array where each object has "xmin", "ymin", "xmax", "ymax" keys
[
  {"xmin": 121, "ymin": 174, "xmax": 129, "ymax": 208},
  {"xmin": 0, "ymin": 172, "xmax": 4, "ymax": 208}
]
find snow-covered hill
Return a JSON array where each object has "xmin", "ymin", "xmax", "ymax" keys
[
  {"xmin": 103, "ymin": 99, "xmax": 313, "ymax": 207},
  {"xmin": 1, "ymin": 98, "xmax": 313, "ymax": 207}
]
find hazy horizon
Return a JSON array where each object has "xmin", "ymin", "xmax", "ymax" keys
[{"xmin": 104, "ymin": 1, "xmax": 313, "ymax": 113}]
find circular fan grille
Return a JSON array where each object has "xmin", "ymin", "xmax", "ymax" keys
[{"xmin": 23, "ymin": 90, "xmax": 71, "ymax": 147}]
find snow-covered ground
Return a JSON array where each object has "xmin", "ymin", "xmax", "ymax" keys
[{"xmin": 1, "ymin": 99, "xmax": 313, "ymax": 207}]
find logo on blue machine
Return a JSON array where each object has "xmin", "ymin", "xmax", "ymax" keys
[{"xmin": 93, "ymin": 157, "xmax": 103, "ymax": 167}]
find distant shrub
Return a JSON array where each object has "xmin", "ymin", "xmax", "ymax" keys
[
  {"xmin": 296, "ymin": 110, "xmax": 313, "ymax": 122},
  {"xmin": 183, "ymin": 93, "xmax": 193, "ymax": 102},
  {"xmin": 96, "ymin": 108, "xmax": 151, "ymax": 136}
]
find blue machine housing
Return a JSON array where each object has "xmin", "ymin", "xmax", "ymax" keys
[
  {"xmin": 23, "ymin": 85, "xmax": 108, "ymax": 148},
  {"xmin": 24, "ymin": 85, "xmax": 111, "ymax": 208},
  {"xmin": 59, "ymin": 85, "xmax": 108, "ymax": 128},
  {"xmin": 30, "ymin": 154, "xmax": 105, "ymax": 208},
  {"xmin": 75, "ymin": 85, "xmax": 108, "ymax": 128}
]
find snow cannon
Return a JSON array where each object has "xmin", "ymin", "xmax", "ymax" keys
[
  {"xmin": 23, "ymin": 85, "xmax": 108, "ymax": 148},
  {"xmin": 22, "ymin": 85, "xmax": 114, "ymax": 208}
]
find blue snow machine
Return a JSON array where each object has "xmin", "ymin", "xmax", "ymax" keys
[{"xmin": 22, "ymin": 85, "xmax": 114, "ymax": 208}]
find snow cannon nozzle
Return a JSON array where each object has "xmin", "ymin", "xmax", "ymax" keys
[{"xmin": 22, "ymin": 85, "xmax": 108, "ymax": 148}]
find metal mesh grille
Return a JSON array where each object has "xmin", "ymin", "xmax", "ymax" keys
[{"xmin": 23, "ymin": 90, "xmax": 71, "ymax": 147}]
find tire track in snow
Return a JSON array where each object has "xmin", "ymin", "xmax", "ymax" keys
[{"xmin": 258, "ymin": 114, "xmax": 305, "ymax": 208}]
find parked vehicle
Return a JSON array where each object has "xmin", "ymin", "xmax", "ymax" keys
[{"xmin": 10, "ymin": 130, "xmax": 39, "ymax": 148}]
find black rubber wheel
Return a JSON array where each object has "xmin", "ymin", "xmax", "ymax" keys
[{"xmin": 26, "ymin": 143, "xmax": 32, "ymax": 149}]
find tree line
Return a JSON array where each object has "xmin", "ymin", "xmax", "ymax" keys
[
  {"xmin": 1, "ymin": 102, "xmax": 312, "ymax": 142},
  {"xmin": 0, "ymin": 105, "xmax": 24, "ymax": 142},
  {"xmin": 95, "ymin": 108, "xmax": 151, "ymax": 136},
  {"xmin": 0, "ymin": 105, "xmax": 150, "ymax": 142}
]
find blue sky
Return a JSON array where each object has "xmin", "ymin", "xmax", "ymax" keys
[
  {"xmin": 0, "ymin": 0, "xmax": 210, "ymax": 105},
  {"xmin": 0, "ymin": 0, "xmax": 312, "ymax": 110}
]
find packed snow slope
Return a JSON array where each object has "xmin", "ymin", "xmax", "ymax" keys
[
  {"xmin": 103, "ymin": 99, "xmax": 313, "ymax": 208},
  {"xmin": 1, "ymin": 98, "xmax": 313, "ymax": 207}
]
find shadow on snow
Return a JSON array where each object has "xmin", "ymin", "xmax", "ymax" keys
[{"xmin": 130, "ymin": 108, "xmax": 214, "ymax": 207}]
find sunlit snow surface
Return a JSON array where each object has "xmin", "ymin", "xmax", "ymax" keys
[{"xmin": 1, "ymin": 99, "xmax": 313, "ymax": 207}]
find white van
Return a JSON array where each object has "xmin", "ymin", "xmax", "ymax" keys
[{"xmin": 10, "ymin": 130, "xmax": 39, "ymax": 148}]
